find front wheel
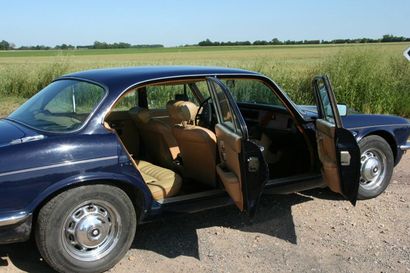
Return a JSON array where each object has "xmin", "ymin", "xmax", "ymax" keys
[
  {"xmin": 35, "ymin": 185, "xmax": 137, "ymax": 273},
  {"xmin": 357, "ymin": 135, "xmax": 394, "ymax": 200}
]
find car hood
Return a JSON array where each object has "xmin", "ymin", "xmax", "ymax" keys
[
  {"xmin": 341, "ymin": 114, "xmax": 410, "ymax": 129},
  {"xmin": 297, "ymin": 105, "xmax": 410, "ymax": 129}
]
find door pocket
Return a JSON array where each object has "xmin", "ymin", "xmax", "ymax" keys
[{"xmin": 216, "ymin": 164, "xmax": 242, "ymax": 209}]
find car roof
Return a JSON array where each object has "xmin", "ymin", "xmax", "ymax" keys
[{"xmin": 59, "ymin": 66, "xmax": 260, "ymax": 94}]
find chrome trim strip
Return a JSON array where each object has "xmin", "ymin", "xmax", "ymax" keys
[
  {"xmin": 0, "ymin": 156, "xmax": 118, "ymax": 178},
  {"xmin": 400, "ymin": 142, "xmax": 410, "ymax": 151},
  {"xmin": 0, "ymin": 212, "xmax": 31, "ymax": 227},
  {"xmin": 347, "ymin": 124, "xmax": 410, "ymax": 130}
]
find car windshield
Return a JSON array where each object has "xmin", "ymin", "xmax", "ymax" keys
[{"xmin": 8, "ymin": 80, "xmax": 106, "ymax": 133}]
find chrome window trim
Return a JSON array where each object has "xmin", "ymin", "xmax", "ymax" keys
[{"xmin": 100, "ymin": 72, "xmax": 306, "ymax": 125}]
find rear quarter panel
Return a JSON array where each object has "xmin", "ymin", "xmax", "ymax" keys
[{"xmin": 0, "ymin": 133, "xmax": 151, "ymax": 214}]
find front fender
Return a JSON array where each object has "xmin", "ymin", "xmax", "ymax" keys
[
  {"xmin": 353, "ymin": 127, "xmax": 408, "ymax": 165},
  {"xmin": 342, "ymin": 113, "xmax": 410, "ymax": 165}
]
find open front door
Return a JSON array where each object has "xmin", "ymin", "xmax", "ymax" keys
[
  {"xmin": 207, "ymin": 77, "xmax": 268, "ymax": 217},
  {"xmin": 312, "ymin": 75, "xmax": 361, "ymax": 204}
]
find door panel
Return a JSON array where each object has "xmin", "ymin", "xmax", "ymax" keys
[
  {"xmin": 208, "ymin": 77, "xmax": 269, "ymax": 216},
  {"xmin": 316, "ymin": 119, "xmax": 342, "ymax": 193},
  {"xmin": 312, "ymin": 76, "xmax": 360, "ymax": 204},
  {"xmin": 215, "ymin": 124, "xmax": 243, "ymax": 210}
]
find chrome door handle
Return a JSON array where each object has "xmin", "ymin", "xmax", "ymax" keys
[{"xmin": 340, "ymin": 151, "xmax": 351, "ymax": 166}]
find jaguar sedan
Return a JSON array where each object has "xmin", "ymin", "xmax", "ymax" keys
[{"xmin": 0, "ymin": 66, "xmax": 409, "ymax": 273}]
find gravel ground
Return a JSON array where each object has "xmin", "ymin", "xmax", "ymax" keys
[{"xmin": 1, "ymin": 154, "xmax": 409, "ymax": 273}]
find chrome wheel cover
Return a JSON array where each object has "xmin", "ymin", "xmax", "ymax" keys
[
  {"xmin": 62, "ymin": 200, "xmax": 121, "ymax": 262},
  {"xmin": 360, "ymin": 148, "xmax": 387, "ymax": 190}
]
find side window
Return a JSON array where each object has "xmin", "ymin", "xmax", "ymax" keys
[
  {"xmin": 146, "ymin": 84, "xmax": 198, "ymax": 109},
  {"xmin": 194, "ymin": 81, "xmax": 211, "ymax": 99},
  {"xmin": 222, "ymin": 79, "xmax": 284, "ymax": 107},
  {"xmin": 210, "ymin": 81, "xmax": 240, "ymax": 133},
  {"xmin": 112, "ymin": 90, "xmax": 138, "ymax": 112},
  {"xmin": 316, "ymin": 78, "xmax": 335, "ymax": 124}
]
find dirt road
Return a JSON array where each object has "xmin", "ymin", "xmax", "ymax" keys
[{"xmin": 1, "ymin": 154, "xmax": 409, "ymax": 273}]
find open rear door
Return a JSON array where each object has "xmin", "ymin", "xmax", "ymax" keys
[
  {"xmin": 312, "ymin": 75, "xmax": 361, "ymax": 204},
  {"xmin": 207, "ymin": 77, "xmax": 269, "ymax": 217}
]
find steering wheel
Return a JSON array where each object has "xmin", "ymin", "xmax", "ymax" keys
[{"xmin": 195, "ymin": 97, "xmax": 213, "ymax": 128}]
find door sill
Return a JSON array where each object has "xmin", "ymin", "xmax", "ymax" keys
[
  {"xmin": 264, "ymin": 173, "xmax": 324, "ymax": 194},
  {"xmin": 157, "ymin": 189, "xmax": 226, "ymax": 205}
]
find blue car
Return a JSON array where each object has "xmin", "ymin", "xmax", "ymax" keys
[{"xmin": 0, "ymin": 66, "xmax": 409, "ymax": 273}]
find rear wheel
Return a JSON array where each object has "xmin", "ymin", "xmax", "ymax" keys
[
  {"xmin": 357, "ymin": 136, "xmax": 394, "ymax": 200},
  {"xmin": 35, "ymin": 185, "xmax": 137, "ymax": 273}
]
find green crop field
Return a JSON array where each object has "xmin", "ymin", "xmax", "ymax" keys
[{"xmin": 0, "ymin": 42, "xmax": 409, "ymax": 117}]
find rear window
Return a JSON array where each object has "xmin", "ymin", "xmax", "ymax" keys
[{"xmin": 9, "ymin": 80, "xmax": 105, "ymax": 132}]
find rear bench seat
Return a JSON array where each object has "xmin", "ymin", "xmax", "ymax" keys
[
  {"xmin": 137, "ymin": 160, "xmax": 182, "ymax": 200},
  {"xmin": 104, "ymin": 121, "xmax": 182, "ymax": 201}
]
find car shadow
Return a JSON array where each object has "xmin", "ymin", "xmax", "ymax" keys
[
  {"xmin": 301, "ymin": 187, "xmax": 345, "ymax": 201},
  {"xmin": 0, "ymin": 240, "xmax": 54, "ymax": 273},
  {"xmin": 131, "ymin": 193, "xmax": 314, "ymax": 259},
  {"xmin": 0, "ymin": 190, "xmax": 342, "ymax": 271}
]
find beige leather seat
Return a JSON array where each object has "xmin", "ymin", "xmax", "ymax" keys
[
  {"xmin": 137, "ymin": 160, "xmax": 182, "ymax": 200},
  {"xmin": 168, "ymin": 101, "xmax": 217, "ymax": 187},
  {"xmin": 129, "ymin": 107, "xmax": 180, "ymax": 170},
  {"xmin": 103, "ymin": 122, "xmax": 181, "ymax": 200}
]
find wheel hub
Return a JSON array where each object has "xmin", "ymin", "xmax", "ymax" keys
[
  {"xmin": 361, "ymin": 157, "xmax": 381, "ymax": 181},
  {"xmin": 75, "ymin": 212, "xmax": 110, "ymax": 248},
  {"xmin": 360, "ymin": 149, "xmax": 386, "ymax": 189},
  {"xmin": 62, "ymin": 201, "xmax": 121, "ymax": 262}
]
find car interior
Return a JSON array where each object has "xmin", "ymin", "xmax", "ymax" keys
[{"xmin": 105, "ymin": 77, "xmax": 314, "ymax": 202}]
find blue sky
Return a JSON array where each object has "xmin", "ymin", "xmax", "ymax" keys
[{"xmin": 1, "ymin": 0, "xmax": 409, "ymax": 47}]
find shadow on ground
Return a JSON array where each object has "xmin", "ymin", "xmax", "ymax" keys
[{"xmin": 0, "ymin": 189, "xmax": 341, "ymax": 272}]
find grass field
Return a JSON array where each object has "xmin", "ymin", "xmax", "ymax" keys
[{"xmin": 0, "ymin": 42, "xmax": 409, "ymax": 117}]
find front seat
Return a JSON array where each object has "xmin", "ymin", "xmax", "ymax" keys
[
  {"xmin": 168, "ymin": 101, "xmax": 217, "ymax": 187},
  {"xmin": 129, "ymin": 107, "xmax": 180, "ymax": 170}
]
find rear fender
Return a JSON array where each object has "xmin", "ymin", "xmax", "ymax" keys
[{"xmin": 26, "ymin": 171, "xmax": 153, "ymax": 217}]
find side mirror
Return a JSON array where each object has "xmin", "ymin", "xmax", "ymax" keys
[
  {"xmin": 337, "ymin": 104, "xmax": 347, "ymax": 116},
  {"xmin": 404, "ymin": 47, "xmax": 410, "ymax": 61}
]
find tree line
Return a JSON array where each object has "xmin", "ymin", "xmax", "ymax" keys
[
  {"xmin": 1, "ymin": 35, "xmax": 409, "ymax": 50},
  {"xmin": 197, "ymin": 35, "xmax": 410, "ymax": 46},
  {"xmin": 0, "ymin": 40, "xmax": 164, "ymax": 50}
]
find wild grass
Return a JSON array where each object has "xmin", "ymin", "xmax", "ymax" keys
[
  {"xmin": 0, "ymin": 43, "xmax": 409, "ymax": 117},
  {"xmin": 248, "ymin": 47, "xmax": 410, "ymax": 117},
  {"xmin": 0, "ymin": 60, "xmax": 69, "ymax": 98},
  {"xmin": 0, "ymin": 96, "xmax": 26, "ymax": 117}
]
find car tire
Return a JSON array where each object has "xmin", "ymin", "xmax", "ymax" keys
[
  {"xmin": 35, "ymin": 185, "xmax": 137, "ymax": 273},
  {"xmin": 357, "ymin": 135, "xmax": 394, "ymax": 200}
]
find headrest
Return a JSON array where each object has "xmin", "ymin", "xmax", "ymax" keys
[
  {"xmin": 167, "ymin": 101, "xmax": 199, "ymax": 123},
  {"xmin": 129, "ymin": 107, "xmax": 151, "ymax": 124}
]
